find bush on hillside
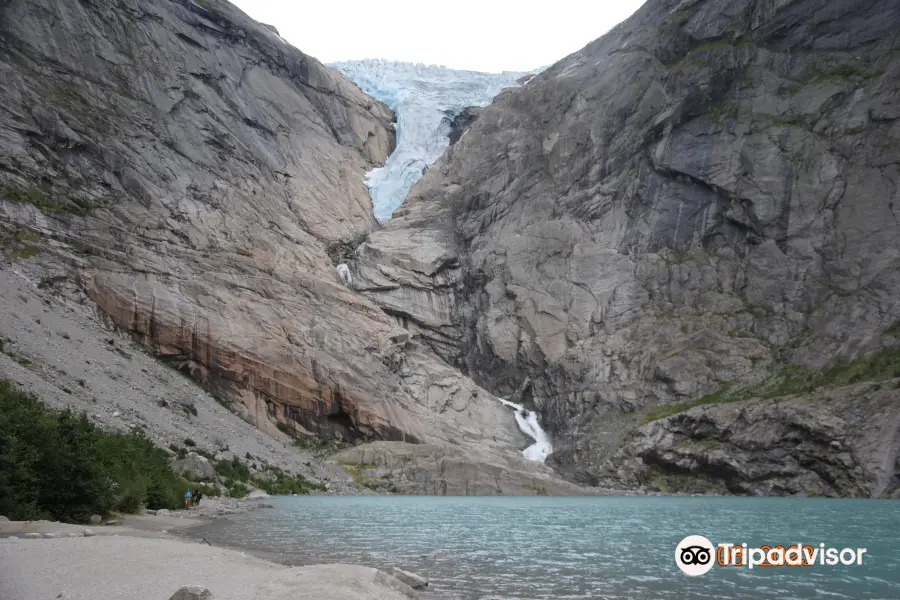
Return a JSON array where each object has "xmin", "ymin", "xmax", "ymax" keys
[{"xmin": 0, "ymin": 380, "xmax": 192, "ymax": 523}]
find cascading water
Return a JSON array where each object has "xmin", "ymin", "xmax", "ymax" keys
[
  {"xmin": 330, "ymin": 59, "xmax": 528, "ymax": 222},
  {"xmin": 497, "ymin": 398, "xmax": 553, "ymax": 463}
]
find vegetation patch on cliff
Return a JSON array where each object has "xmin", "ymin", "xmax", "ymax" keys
[
  {"xmin": 214, "ymin": 454, "xmax": 326, "ymax": 497},
  {"xmin": 1, "ymin": 226, "xmax": 42, "ymax": 260},
  {"xmin": 1, "ymin": 184, "xmax": 93, "ymax": 217},
  {"xmin": 644, "ymin": 346, "xmax": 900, "ymax": 423}
]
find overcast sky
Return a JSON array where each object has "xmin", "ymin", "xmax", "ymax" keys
[{"xmin": 229, "ymin": 0, "xmax": 647, "ymax": 73}]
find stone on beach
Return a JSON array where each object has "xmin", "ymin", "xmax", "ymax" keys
[
  {"xmin": 168, "ymin": 585, "xmax": 213, "ymax": 600},
  {"xmin": 83, "ymin": 529, "xmax": 94, "ymax": 537},
  {"xmin": 390, "ymin": 567, "xmax": 428, "ymax": 589},
  {"xmin": 23, "ymin": 533, "xmax": 41, "ymax": 539},
  {"xmin": 0, "ymin": 516, "xmax": 9, "ymax": 522},
  {"xmin": 89, "ymin": 515, "xmax": 102, "ymax": 525}
]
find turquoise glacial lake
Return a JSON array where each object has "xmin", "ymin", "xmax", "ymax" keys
[{"xmin": 199, "ymin": 496, "xmax": 900, "ymax": 599}]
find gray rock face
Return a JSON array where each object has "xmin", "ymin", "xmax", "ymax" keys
[
  {"xmin": 607, "ymin": 381, "xmax": 900, "ymax": 497},
  {"xmin": 447, "ymin": 107, "xmax": 483, "ymax": 146},
  {"xmin": 171, "ymin": 452, "xmax": 216, "ymax": 481},
  {"xmin": 351, "ymin": 0, "xmax": 900, "ymax": 495}
]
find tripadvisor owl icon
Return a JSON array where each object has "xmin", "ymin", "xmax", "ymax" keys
[{"xmin": 676, "ymin": 535, "xmax": 715, "ymax": 576}]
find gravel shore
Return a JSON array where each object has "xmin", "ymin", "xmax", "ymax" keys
[
  {"xmin": 0, "ymin": 502, "xmax": 437, "ymax": 600},
  {"xmin": 0, "ymin": 535, "xmax": 420, "ymax": 600}
]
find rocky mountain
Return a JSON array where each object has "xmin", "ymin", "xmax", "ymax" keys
[
  {"xmin": 346, "ymin": 0, "xmax": 900, "ymax": 497},
  {"xmin": 3, "ymin": 0, "xmax": 899, "ymax": 499},
  {"xmin": 0, "ymin": 0, "xmax": 580, "ymax": 494}
]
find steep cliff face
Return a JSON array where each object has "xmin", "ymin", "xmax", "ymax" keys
[
  {"xmin": 0, "ymin": 0, "xmax": 581, "ymax": 494},
  {"xmin": 349, "ymin": 0, "xmax": 900, "ymax": 497}
]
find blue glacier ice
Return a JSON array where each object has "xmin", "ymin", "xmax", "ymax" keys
[{"xmin": 330, "ymin": 59, "xmax": 529, "ymax": 222}]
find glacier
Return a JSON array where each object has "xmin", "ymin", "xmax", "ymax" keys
[{"xmin": 330, "ymin": 59, "xmax": 529, "ymax": 222}]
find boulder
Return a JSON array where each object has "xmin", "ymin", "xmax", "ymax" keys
[
  {"xmin": 171, "ymin": 452, "xmax": 216, "ymax": 481},
  {"xmin": 390, "ymin": 567, "xmax": 428, "ymax": 590},
  {"xmin": 88, "ymin": 515, "xmax": 101, "ymax": 525},
  {"xmin": 0, "ymin": 515, "xmax": 9, "ymax": 522},
  {"xmin": 214, "ymin": 451, "xmax": 235, "ymax": 463},
  {"xmin": 82, "ymin": 529, "xmax": 94, "ymax": 537},
  {"xmin": 168, "ymin": 586, "xmax": 213, "ymax": 600}
]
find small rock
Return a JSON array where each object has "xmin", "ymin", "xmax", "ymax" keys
[
  {"xmin": 24, "ymin": 533, "xmax": 41, "ymax": 539},
  {"xmin": 43, "ymin": 532, "xmax": 58, "ymax": 538},
  {"xmin": 83, "ymin": 528, "xmax": 95, "ymax": 537},
  {"xmin": 104, "ymin": 519, "xmax": 119, "ymax": 526},
  {"xmin": 112, "ymin": 411, "xmax": 121, "ymax": 418},
  {"xmin": 66, "ymin": 533, "xmax": 82, "ymax": 538},
  {"xmin": 89, "ymin": 515, "xmax": 102, "ymax": 525},
  {"xmin": 7, "ymin": 536, "xmax": 18, "ymax": 541},
  {"xmin": 167, "ymin": 585, "xmax": 213, "ymax": 600},
  {"xmin": 390, "ymin": 567, "xmax": 428, "ymax": 590},
  {"xmin": 146, "ymin": 509, "xmax": 157, "ymax": 516},
  {"xmin": 156, "ymin": 509, "xmax": 171, "ymax": 517}
]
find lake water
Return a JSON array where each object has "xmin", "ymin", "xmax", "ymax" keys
[{"xmin": 198, "ymin": 496, "xmax": 900, "ymax": 599}]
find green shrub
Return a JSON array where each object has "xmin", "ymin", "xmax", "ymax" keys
[
  {"xmin": 0, "ymin": 380, "xmax": 193, "ymax": 522},
  {"xmin": 183, "ymin": 438, "xmax": 196, "ymax": 447},
  {"xmin": 215, "ymin": 456, "xmax": 251, "ymax": 482}
]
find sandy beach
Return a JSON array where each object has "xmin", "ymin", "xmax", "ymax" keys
[{"xmin": 0, "ymin": 503, "xmax": 427, "ymax": 600}]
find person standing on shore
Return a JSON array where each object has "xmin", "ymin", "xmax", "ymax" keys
[{"xmin": 185, "ymin": 488, "xmax": 192, "ymax": 509}]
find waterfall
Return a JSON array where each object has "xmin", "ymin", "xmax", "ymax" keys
[{"xmin": 497, "ymin": 398, "xmax": 552, "ymax": 463}]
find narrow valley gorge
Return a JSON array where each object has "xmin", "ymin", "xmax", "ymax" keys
[{"xmin": 1, "ymin": 0, "xmax": 899, "ymax": 499}]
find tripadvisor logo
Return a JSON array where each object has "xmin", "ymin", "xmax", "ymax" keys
[
  {"xmin": 675, "ymin": 535, "xmax": 869, "ymax": 575},
  {"xmin": 676, "ymin": 535, "xmax": 715, "ymax": 576}
]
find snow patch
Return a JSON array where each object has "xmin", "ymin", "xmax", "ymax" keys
[
  {"xmin": 336, "ymin": 264, "xmax": 352, "ymax": 286},
  {"xmin": 497, "ymin": 397, "xmax": 553, "ymax": 463}
]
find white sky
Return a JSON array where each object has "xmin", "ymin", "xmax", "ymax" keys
[{"xmin": 228, "ymin": 0, "xmax": 648, "ymax": 73}]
